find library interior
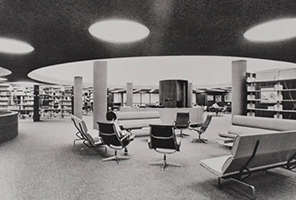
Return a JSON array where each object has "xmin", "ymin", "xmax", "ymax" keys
[{"xmin": 0, "ymin": 1, "xmax": 296, "ymax": 200}]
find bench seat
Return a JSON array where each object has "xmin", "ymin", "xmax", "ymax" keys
[
  {"xmin": 110, "ymin": 111, "xmax": 162, "ymax": 136},
  {"xmin": 217, "ymin": 115, "xmax": 296, "ymax": 147},
  {"xmin": 202, "ymin": 130, "xmax": 296, "ymax": 199}
]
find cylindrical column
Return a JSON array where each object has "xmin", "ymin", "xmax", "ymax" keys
[
  {"xmin": 74, "ymin": 76, "xmax": 83, "ymax": 119},
  {"xmin": 232, "ymin": 60, "xmax": 247, "ymax": 117},
  {"xmin": 93, "ymin": 61, "xmax": 108, "ymax": 129},
  {"xmin": 187, "ymin": 82, "xmax": 193, "ymax": 108},
  {"xmin": 33, "ymin": 85, "xmax": 40, "ymax": 122},
  {"xmin": 126, "ymin": 82, "xmax": 133, "ymax": 106}
]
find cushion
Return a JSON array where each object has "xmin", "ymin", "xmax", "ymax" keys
[
  {"xmin": 228, "ymin": 125, "xmax": 279, "ymax": 136},
  {"xmin": 119, "ymin": 119, "xmax": 162, "ymax": 129},
  {"xmin": 232, "ymin": 115, "xmax": 296, "ymax": 131},
  {"xmin": 116, "ymin": 111, "xmax": 160, "ymax": 120}
]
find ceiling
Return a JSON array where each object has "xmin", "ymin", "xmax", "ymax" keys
[{"xmin": 0, "ymin": 0, "xmax": 296, "ymax": 83}]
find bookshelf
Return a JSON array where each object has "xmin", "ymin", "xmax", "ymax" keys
[
  {"xmin": 0, "ymin": 84, "xmax": 11, "ymax": 109},
  {"xmin": 246, "ymin": 68, "xmax": 296, "ymax": 119},
  {"xmin": 40, "ymin": 86, "xmax": 73, "ymax": 118},
  {"xmin": 0, "ymin": 84, "xmax": 73, "ymax": 119}
]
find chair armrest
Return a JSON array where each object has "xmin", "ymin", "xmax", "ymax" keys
[
  {"xmin": 189, "ymin": 126, "xmax": 201, "ymax": 133},
  {"xmin": 120, "ymin": 134, "xmax": 129, "ymax": 142},
  {"xmin": 148, "ymin": 138, "xmax": 152, "ymax": 149},
  {"xmin": 218, "ymin": 133, "xmax": 237, "ymax": 139}
]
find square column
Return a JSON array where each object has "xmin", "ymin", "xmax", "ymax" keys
[
  {"xmin": 74, "ymin": 76, "xmax": 83, "ymax": 119},
  {"xmin": 93, "ymin": 61, "xmax": 108, "ymax": 129},
  {"xmin": 232, "ymin": 60, "xmax": 247, "ymax": 117},
  {"xmin": 126, "ymin": 82, "xmax": 133, "ymax": 106},
  {"xmin": 187, "ymin": 82, "xmax": 193, "ymax": 108}
]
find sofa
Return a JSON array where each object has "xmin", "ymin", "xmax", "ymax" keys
[
  {"xmin": 217, "ymin": 115, "xmax": 296, "ymax": 147},
  {"xmin": 201, "ymin": 129, "xmax": 296, "ymax": 199},
  {"xmin": 108, "ymin": 111, "xmax": 162, "ymax": 137}
]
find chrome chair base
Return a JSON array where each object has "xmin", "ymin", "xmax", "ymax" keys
[
  {"xmin": 192, "ymin": 138, "xmax": 208, "ymax": 143},
  {"xmin": 101, "ymin": 150, "xmax": 130, "ymax": 163},
  {"xmin": 178, "ymin": 130, "xmax": 190, "ymax": 137},
  {"xmin": 149, "ymin": 160, "xmax": 182, "ymax": 171},
  {"xmin": 149, "ymin": 154, "xmax": 182, "ymax": 171}
]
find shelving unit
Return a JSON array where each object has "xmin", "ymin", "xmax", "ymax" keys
[
  {"xmin": 39, "ymin": 86, "xmax": 73, "ymax": 118},
  {"xmin": 22, "ymin": 86, "xmax": 34, "ymax": 115},
  {"xmin": 0, "ymin": 83, "xmax": 74, "ymax": 119},
  {"xmin": 246, "ymin": 68, "xmax": 296, "ymax": 119},
  {"xmin": 61, "ymin": 86, "xmax": 73, "ymax": 115},
  {"xmin": 0, "ymin": 84, "xmax": 12, "ymax": 110}
]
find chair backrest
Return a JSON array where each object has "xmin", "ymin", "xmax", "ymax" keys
[
  {"xmin": 221, "ymin": 130, "xmax": 296, "ymax": 175},
  {"xmin": 97, "ymin": 121, "xmax": 122, "ymax": 146},
  {"xmin": 79, "ymin": 120, "xmax": 96, "ymax": 145},
  {"xmin": 200, "ymin": 115, "xmax": 212, "ymax": 132},
  {"xmin": 71, "ymin": 114, "xmax": 83, "ymax": 133},
  {"xmin": 175, "ymin": 112, "xmax": 190, "ymax": 127},
  {"xmin": 149, "ymin": 124, "xmax": 179, "ymax": 151},
  {"xmin": 70, "ymin": 114, "xmax": 97, "ymax": 145}
]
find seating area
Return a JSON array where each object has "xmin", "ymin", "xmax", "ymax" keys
[{"xmin": 1, "ymin": 114, "xmax": 296, "ymax": 200}]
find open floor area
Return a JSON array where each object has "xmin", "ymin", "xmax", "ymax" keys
[{"xmin": 0, "ymin": 114, "xmax": 295, "ymax": 200}]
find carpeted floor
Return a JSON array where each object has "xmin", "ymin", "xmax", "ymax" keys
[{"xmin": 0, "ymin": 113, "xmax": 295, "ymax": 200}]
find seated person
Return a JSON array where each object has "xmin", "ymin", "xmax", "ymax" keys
[
  {"xmin": 210, "ymin": 103, "xmax": 220, "ymax": 109},
  {"xmin": 113, "ymin": 117, "xmax": 134, "ymax": 140},
  {"xmin": 106, "ymin": 111, "xmax": 135, "ymax": 153},
  {"xmin": 209, "ymin": 102, "xmax": 222, "ymax": 115}
]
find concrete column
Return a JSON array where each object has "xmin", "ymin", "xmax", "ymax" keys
[
  {"xmin": 93, "ymin": 61, "xmax": 108, "ymax": 129},
  {"xmin": 187, "ymin": 82, "xmax": 193, "ymax": 108},
  {"xmin": 120, "ymin": 93, "xmax": 124, "ymax": 106},
  {"xmin": 74, "ymin": 76, "xmax": 83, "ymax": 119},
  {"xmin": 232, "ymin": 60, "xmax": 247, "ymax": 117},
  {"xmin": 126, "ymin": 82, "xmax": 133, "ymax": 106}
]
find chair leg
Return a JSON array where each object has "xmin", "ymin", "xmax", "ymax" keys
[
  {"xmin": 74, "ymin": 138, "xmax": 82, "ymax": 146},
  {"xmin": 102, "ymin": 150, "xmax": 130, "ymax": 163},
  {"xmin": 149, "ymin": 154, "xmax": 181, "ymax": 171},
  {"xmin": 124, "ymin": 147, "xmax": 128, "ymax": 155},
  {"xmin": 230, "ymin": 178, "xmax": 256, "ymax": 200},
  {"xmin": 178, "ymin": 129, "xmax": 190, "ymax": 137}
]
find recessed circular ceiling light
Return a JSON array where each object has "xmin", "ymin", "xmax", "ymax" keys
[
  {"xmin": 244, "ymin": 18, "xmax": 296, "ymax": 42},
  {"xmin": 89, "ymin": 19, "xmax": 150, "ymax": 43},
  {"xmin": 0, "ymin": 38, "xmax": 34, "ymax": 54}
]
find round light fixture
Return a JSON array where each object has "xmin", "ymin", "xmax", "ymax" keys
[
  {"xmin": 0, "ymin": 38, "xmax": 34, "ymax": 54},
  {"xmin": 0, "ymin": 77, "xmax": 7, "ymax": 82},
  {"xmin": 89, "ymin": 19, "xmax": 150, "ymax": 43},
  {"xmin": 244, "ymin": 18, "xmax": 296, "ymax": 42}
]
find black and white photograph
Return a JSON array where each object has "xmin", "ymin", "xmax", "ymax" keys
[{"xmin": 0, "ymin": 1, "xmax": 296, "ymax": 199}]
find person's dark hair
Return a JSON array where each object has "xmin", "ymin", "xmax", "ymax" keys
[{"xmin": 106, "ymin": 111, "xmax": 117, "ymax": 121}]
